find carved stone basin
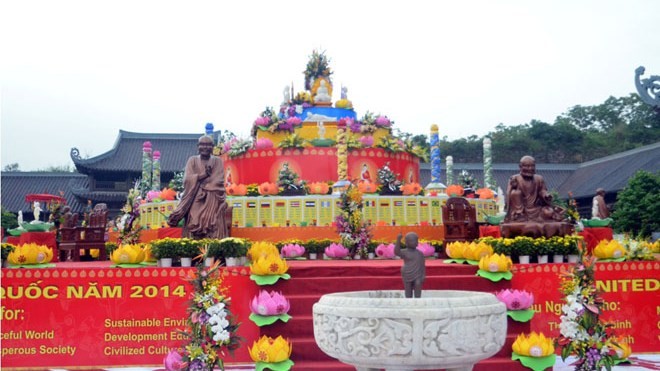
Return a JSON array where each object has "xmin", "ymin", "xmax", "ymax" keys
[{"xmin": 313, "ymin": 290, "xmax": 507, "ymax": 371}]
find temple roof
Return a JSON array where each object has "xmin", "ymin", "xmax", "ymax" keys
[
  {"xmin": 70, "ymin": 130, "xmax": 208, "ymax": 174},
  {"xmin": 0, "ymin": 172, "xmax": 89, "ymax": 215},
  {"xmin": 557, "ymin": 142, "xmax": 660, "ymax": 198}
]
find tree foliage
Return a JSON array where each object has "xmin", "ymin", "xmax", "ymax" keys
[
  {"xmin": 611, "ymin": 171, "xmax": 660, "ymax": 238},
  {"xmin": 1, "ymin": 207, "xmax": 18, "ymax": 231},
  {"xmin": 3, "ymin": 163, "xmax": 20, "ymax": 172},
  {"xmin": 432, "ymin": 93, "xmax": 659, "ymax": 163}
]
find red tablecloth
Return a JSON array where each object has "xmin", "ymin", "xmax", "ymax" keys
[
  {"xmin": 157, "ymin": 227, "xmax": 182, "ymax": 239},
  {"xmin": 578, "ymin": 227, "xmax": 614, "ymax": 253},
  {"xmin": 479, "ymin": 225, "xmax": 501, "ymax": 238}
]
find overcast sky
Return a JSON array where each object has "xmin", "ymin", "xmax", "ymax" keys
[{"xmin": 1, "ymin": 0, "xmax": 659, "ymax": 171}]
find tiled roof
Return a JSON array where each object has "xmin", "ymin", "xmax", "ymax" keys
[
  {"xmin": 557, "ymin": 142, "xmax": 660, "ymax": 198},
  {"xmin": 0, "ymin": 172, "xmax": 89, "ymax": 214},
  {"xmin": 71, "ymin": 130, "xmax": 208, "ymax": 174},
  {"xmin": 419, "ymin": 163, "xmax": 578, "ymax": 193}
]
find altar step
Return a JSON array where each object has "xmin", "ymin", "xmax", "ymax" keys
[{"xmin": 264, "ymin": 260, "xmax": 527, "ymax": 371}]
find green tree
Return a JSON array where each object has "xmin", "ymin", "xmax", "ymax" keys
[
  {"xmin": 611, "ymin": 171, "xmax": 660, "ymax": 238},
  {"xmin": 3, "ymin": 163, "xmax": 20, "ymax": 172},
  {"xmin": 1, "ymin": 207, "xmax": 18, "ymax": 231}
]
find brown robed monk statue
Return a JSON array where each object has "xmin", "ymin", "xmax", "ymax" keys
[
  {"xmin": 395, "ymin": 232, "xmax": 426, "ymax": 298},
  {"xmin": 168, "ymin": 135, "xmax": 229, "ymax": 239},
  {"xmin": 501, "ymin": 155, "xmax": 572, "ymax": 238}
]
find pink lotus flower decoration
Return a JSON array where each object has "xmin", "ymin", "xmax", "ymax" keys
[
  {"xmin": 375, "ymin": 243, "xmax": 396, "ymax": 259},
  {"xmin": 496, "ymin": 289, "xmax": 534, "ymax": 310},
  {"xmin": 281, "ymin": 244, "xmax": 305, "ymax": 258},
  {"xmin": 254, "ymin": 116, "xmax": 270, "ymax": 126},
  {"xmin": 164, "ymin": 349, "xmax": 187, "ymax": 371},
  {"xmin": 223, "ymin": 138, "xmax": 238, "ymax": 153},
  {"xmin": 146, "ymin": 190, "xmax": 161, "ymax": 202},
  {"xmin": 255, "ymin": 138, "xmax": 274, "ymax": 150},
  {"xmin": 286, "ymin": 117, "xmax": 301, "ymax": 126},
  {"xmin": 375, "ymin": 115, "xmax": 391, "ymax": 127},
  {"xmin": 359, "ymin": 136, "xmax": 374, "ymax": 147},
  {"xmin": 250, "ymin": 290, "xmax": 290, "ymax": 316},
  {"xmin": 325, "ymin": 243, "xmax": 349, "ymax": 259},
  {"xmin": 416, "ymin": 242, "xmax": 435, "ymax": 257}
]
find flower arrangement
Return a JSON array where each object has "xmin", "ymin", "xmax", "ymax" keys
[
  {"xmin": 555, "ymin": 247, "xmax": 622, "ymax": 370},
  {"xmin": 111, "ymin": 244, "xmax": 146, "ymax": 266},
  {"xmin": 164, "ymin": 248, "xmax": 242, "ymax": 371},
  {"xmin": 249, "ymin": 290, "xmax": 291, "ymax": 326},
  {"xmin": 376, "ymin": 136, "xmax": 405, "ymax": 153},
  {"xmin": 457, "ymin": 170, "xmax": 479, "ymax": 190},
  {"xmin": 564, "ymin": 191, "xmax": 580, "ymax": 224},
  {"xmin": 160, "ymin": 188, "xmax": 177, "ymax": 201},
  {"xmin": 618, "ymin": 236, "xmax": 656, "ymax": 261},
  {"xmin": 117, "ymin": 182, "xmax": 142, "ymax": 246},
  {"xmin": 277, "ymin": 162, "xmax": 306, "ymax": 194},
  {"xmin": 324, "ymin": 242, "xmax": 350, "ymax": 259},
  {"xmin": 334, "ymin": 184, "xmax": 371, "ymax": 257},
  {"xmin": 224, "ymin": 137, "xmax": 253, "ymax": 158},
  {"xmin": 304, "ymin": 49, "xmax": 333, "ymax": 90},
  {"xmin": 1, "ymin": 243, "xmax": 16, "ymax": 261},
  {"xmin": 496, "ymin": 289, "xmax": 535, "ymax": 322},
  {"xmin": 377, "ymin": 163, "xmax": 402, "ymax": 194},
  {"xmin": 251, "ymin": 107, "xmax": 303, "ymax": 137},
  {"xmin": 151, "ymin": 238, "xmax": 182, "ymax": 260},
  {"xmin": 511, "ymin": 332, "xmax": 556, "ymax": 371},
  {"xmin": 248, "ymin": 335, "xmax": 294, "ymax": 370},
  {"xmin": 7, "ymin": 243, "xmax": 54, "ymax": 266}
]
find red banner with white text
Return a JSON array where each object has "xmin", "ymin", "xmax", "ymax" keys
[
  {"xmin": 1, "ymin": 267, "xmax": 259, "ymax": 369},
  {"xmin": 511, "ymin": 261, "xmax": 659, "ymax": 353}
]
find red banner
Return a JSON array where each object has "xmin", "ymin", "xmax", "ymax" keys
[
  {"xmin": 1, "ymin": 267, "xmax": 259, "ymax": 369},
  {"xmin": 511, "ymin": 261, "xmax": 659, "ymax": 353}
]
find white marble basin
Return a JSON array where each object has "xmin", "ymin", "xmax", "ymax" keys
[{"xmin": 313, "ymin": 290, "xmax": 507, "ymax": 371}]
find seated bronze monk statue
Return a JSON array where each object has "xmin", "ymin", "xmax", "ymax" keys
[{"xmin": 501, "ymin": 156, "xmax": 572, "ymax": 238}]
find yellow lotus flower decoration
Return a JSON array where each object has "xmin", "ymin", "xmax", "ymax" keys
[
  {"xmin": 445, "ymin": 241, "xmax": 467, "ymax": 259},
  {"xmin": 247, "ymin": 241, "xmax": 280, "ymax": 262},
  {"xmin": 111, "ymin": 244, "xmax": 146, "ymax": 264},
  {"xmin": 142, "ymin": 244, "xmax": 157, "ymax": 262},
  {"xmin": 478, "ymin": 253, "xmax": 512, "ymax": 273},
  {"xmin": 249, "ymin": 335, "xmax": 292, "ymax": 363},
  {"xmin": 612, "ymin": 338, "xmax": 632, "ymax": 360},
  {"xmin": 251, "ymin": 255, "xmax": 289, "ymax": 276},
  {"xmin": 463, "ymin": 241, "xmax": 494, "ymax": 261},
  {"xmin": 593, "ymin": 240, "xmax": 626, "ymax": 259},
  {"xmin": 8, "ymin": 243, "xmax": 53, "ymax": 265},
  {"xmin": 512, "ymin": 332, "xmax": 554, "ymax": 357}
]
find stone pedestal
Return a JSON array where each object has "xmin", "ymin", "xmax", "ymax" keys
[{"xmin": 313, "ymin": 290, "xmax": 507, "ymax": 371}]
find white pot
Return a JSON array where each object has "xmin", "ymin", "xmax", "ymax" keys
[
  {"xmin": 239, "ymin": 256, "xmax": 248, "ymax": 266},
  {"xmin": 567, "ymin": 254, "xmax": 579, "ymax": 263},
  {"xmin": 537, "ymin": 255, "xmax": 548, "ymax": 264},
  {"xmin": 309, "ymin": 253, "xmax": 318, "ymax": 260},
  {"xmin": 354, "ymin": 254, "xmax": 361, "ymax": 260},
  {"xmin": 159, "ymin": 258, "xmax": 173, "ymax": 268},
  {"xmin": 368, "ymin": 253, "xmax": 375, "ymax": 260},
  {"xmin": 553, "ymin": 255, "xmax": 564, "ymax": 263},
  {"xmin": 225, "ymin": 257, "xmax": 238, "ymax": 267},
  {"xmin": 518, "ymin": 255, "xmax": 530, "ymax": 264},
  {"xmin": 180, "ymin": 257, "xmax": 192, "ymax": 267},
  {"xmin": 204, "ymin": 257, "xmax": 214, "ymax": 267}
]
